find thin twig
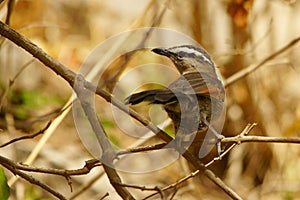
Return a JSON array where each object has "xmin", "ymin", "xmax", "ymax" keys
[
  {"xmin": 2, "ymin": 157, "xmax": 101, "ymax": 176},
  {"xmin": 206, "ymin": 123, "xmax": 300, "ymax": 168},
  {"xmin": 0, "ymin": 102, "xmax": 71, "ymax": 148},
  {"xmin": 1, "ymin": 158, "xmax": 67, "ymax": 200},
  {"xmin": 180, "ymin": 149, "xmax": 243, "ymax": 200},
  {"xmin": 10, "ymin": 59, "xmax": 35, "ymax": 85},
  {"xmin": 116, "ymin": 182, "xmax": 162, "ymax": 192},
  {"xmin": 143, "ymin": 170, "xmax": 199, "ymax": 200},
  {"xmin": 169, "ymin": 188, "xmax": 178, "ymax": 200},
  {"xmin": 117, "ymin": 142, "xmax": 168, "ymax": 156},
  {"xmin": 205, "ymin": 123, "xmax": 257, "ymax": 167},
  {"xmin": 0, "ymin": 156, "xmax": 102, "ymax": 198},
  {"xmin": 98, "ymin": 192, "xmax": 109, "ymax": 200},
  {"xmin": 101, "ymin": 0, "xmax": 168, "ymax": 92},
  {"xmin": 222, "ymin": 135, "xmax": 300, "ymax": 144},
  {"xmin": 224, "ymin": 36, "xmax": 300, "ymax": 87},
  {"xmin": 0, "ymin": 121, "xmax": 51, "ymax": 148},
  {"xmin": 69, "ymin": 171, "xmax": 105, "ymax": 200},
  {"xmin": 5, "ymin": 0, "xmax": 15, "ymax": 25},
  {"xmin": 0, "ymin": 59, "xmax": 35, "ymax": 109},
  {"xmin": 117, "ymin": 183, "xmax": 165, "ymax": 200}
]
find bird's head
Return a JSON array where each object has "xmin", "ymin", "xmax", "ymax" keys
[{"xmin": 152, "ymin": 45, "xmax": 216, "ymax": 75}]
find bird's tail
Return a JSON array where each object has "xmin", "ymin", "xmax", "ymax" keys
[{"xmin": 125, "ymin": 89, "xmax": 175, "ymax": 105}]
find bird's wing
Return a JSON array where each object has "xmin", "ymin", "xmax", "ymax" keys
[
  {"xmin": 168, "ymin": 72, "xmax": 224, "ymax": 101},
  {"xmin": 125, "ymin": 72, "xmax": 225, "ymax": 105},
  {"xmin": 125, "ymin": 89, "xmax": 177, "ymax": 105}
]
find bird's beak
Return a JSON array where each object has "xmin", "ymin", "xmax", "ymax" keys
[{"xmin": 152, "ymin": 48, "xmax": 172, "ymax": 57}]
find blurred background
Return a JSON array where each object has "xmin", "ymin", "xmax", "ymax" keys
[{"xmin": 0, "ymin": 0, "xmax": 300, "ymax": 199}]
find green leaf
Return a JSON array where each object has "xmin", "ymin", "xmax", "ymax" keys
[{"xmin": 0, "ymin": 166, "xmax": 10, "ymax": 200}]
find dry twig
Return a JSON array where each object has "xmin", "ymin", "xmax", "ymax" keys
[
  {"xmin": 222, "ymin": 135, "xmax": 300, "ymax": 144},
  {"xmin": 74, "ymin": 75, "xmax": 134, "ymax": 199},
  {"xmin": 0, "ymin": 156, "xmax": 67, "ymax": 200},
  {"xmin": 69, "ymin": 171, "xmax": 105, "ymax": 200},
  {"xmin": 224, "ymin": 36, "xmax": 300, "ymax": 87},
  {"xmin": 0, "ymin": 59, "xmax": 35, "ymax": 109},
  {"xmin": 0, "ymin": 121, "xmax": 51, "ymax": 148},
  {"xmin": 143, "ymin": 170, "xmax": 199, "ymax": 200}
]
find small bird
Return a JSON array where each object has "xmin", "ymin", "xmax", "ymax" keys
[{"xmin": 125, "ymin": 45, "xmax": 225, "ymax": 154}]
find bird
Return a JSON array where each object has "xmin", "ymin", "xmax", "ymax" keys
[{"xmin": 125, "ymin": 45, "xmax": 225, "ymax": 155}]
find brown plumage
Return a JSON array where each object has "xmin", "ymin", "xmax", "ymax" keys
[{"xmin": 125, "ymin": 45, "xmax": 225, "ymax": 154}]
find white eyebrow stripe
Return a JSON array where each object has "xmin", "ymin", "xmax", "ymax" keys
[{"xmin": 173, "ymin": 47, "xmax": 213, "ymax": 65}]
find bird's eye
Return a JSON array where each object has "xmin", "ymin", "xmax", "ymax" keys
[
  {"xmin": 176, "ymin": 51, "xmax": 186, "ymax": 59},
  {"xmin": 175, "ymin": 56, "xmax": 183, "ymax": 60}
]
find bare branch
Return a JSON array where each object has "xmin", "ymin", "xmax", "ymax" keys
[
  {"xmin": 5, "ymin": 0, "xmax": 15, "ymax": 25},
  {"xmin": 69, "ymin": 171, "xmax": 105, "ymax": 200},
  {"xmin": 117, "ymin": 142, "xmax": 168, "ymax": 156},
  {"xmin": 205, "ymin": 123, "xmax": 257, "ymax": 167},
  {"xmin": 9, "ymin": 59, "xmax": 35, "ymax": 85},
  {"xmin": 0, "ymin": 155, "xmax": 102, "ymax": 174},
  {"xmin": 74, "ymin": 74, "xmax": 134, "ymax": 200},
  {"xmin": 0, "ymin": 155, "xmax": 103, "ymax": 199},
  {"xmin": 143, "ymin": 170, "xmax": 199, "ymax": 200},
  {"xmin": 99, "ymin": 192, "xmax": 109, "ymax": 200},
  {"xmin": 0, "ymin": 156, "xmax": 67, "ymax": 200},
  {"xmin": 222, "ymin": 135, "xmax": 300, "ymax": 144},
  {"xmin": 14, "ymin": 158, "xmax": 101, "ymax": 176},
  {"xmin": 0, "ymin": 121, "xmax": 51, "ymax": 148},
  {"xmin": 0, "ymin": 21, "xmax": 242, "ymax": 200},
  {"xmin": 0, "ymin": 59, "xmax": 35, "ymax": 109},
  {"xmin": 116, "ymin": 182, "xmax": 163, "ymax": 192},
  {"xmin": 224, "ymin": 36, "xmax": 300, "ymax": 87},
  {"xmin": 116, "ymin": 183, "xmax": 164, "ymax": 200}
]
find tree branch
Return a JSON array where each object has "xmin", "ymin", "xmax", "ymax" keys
[
  {"xmin": 0, "ymin": 156, "xmax": 102, "ymax": 176},
  {"xmin": 143, "ymin": 170, "xmax": 199, "ymax": 199},
  {"xmin": 0, "ymin": 121, "xmax": 51, "ymax": 148},
  {"xmin": 222, "ymin": 135, "xmax": 300, "ymax": 144},
  {"xmin": 224, "ymin": 36, "xmax": 300, "ymax": 87},
  {"xmin": 0, "ymin": 20, "xmax": 242, "ymax": 200},
  {"xmin": 73, "ymin": 75, "xmax": 135, "ymax": 200},
  {"xmin": 69, "ymin": 171, "xmax": 105, "ymax": 200},
  {"xmin": 0, "ymin": 156, "xmax": 67, "ymax": 200}
]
